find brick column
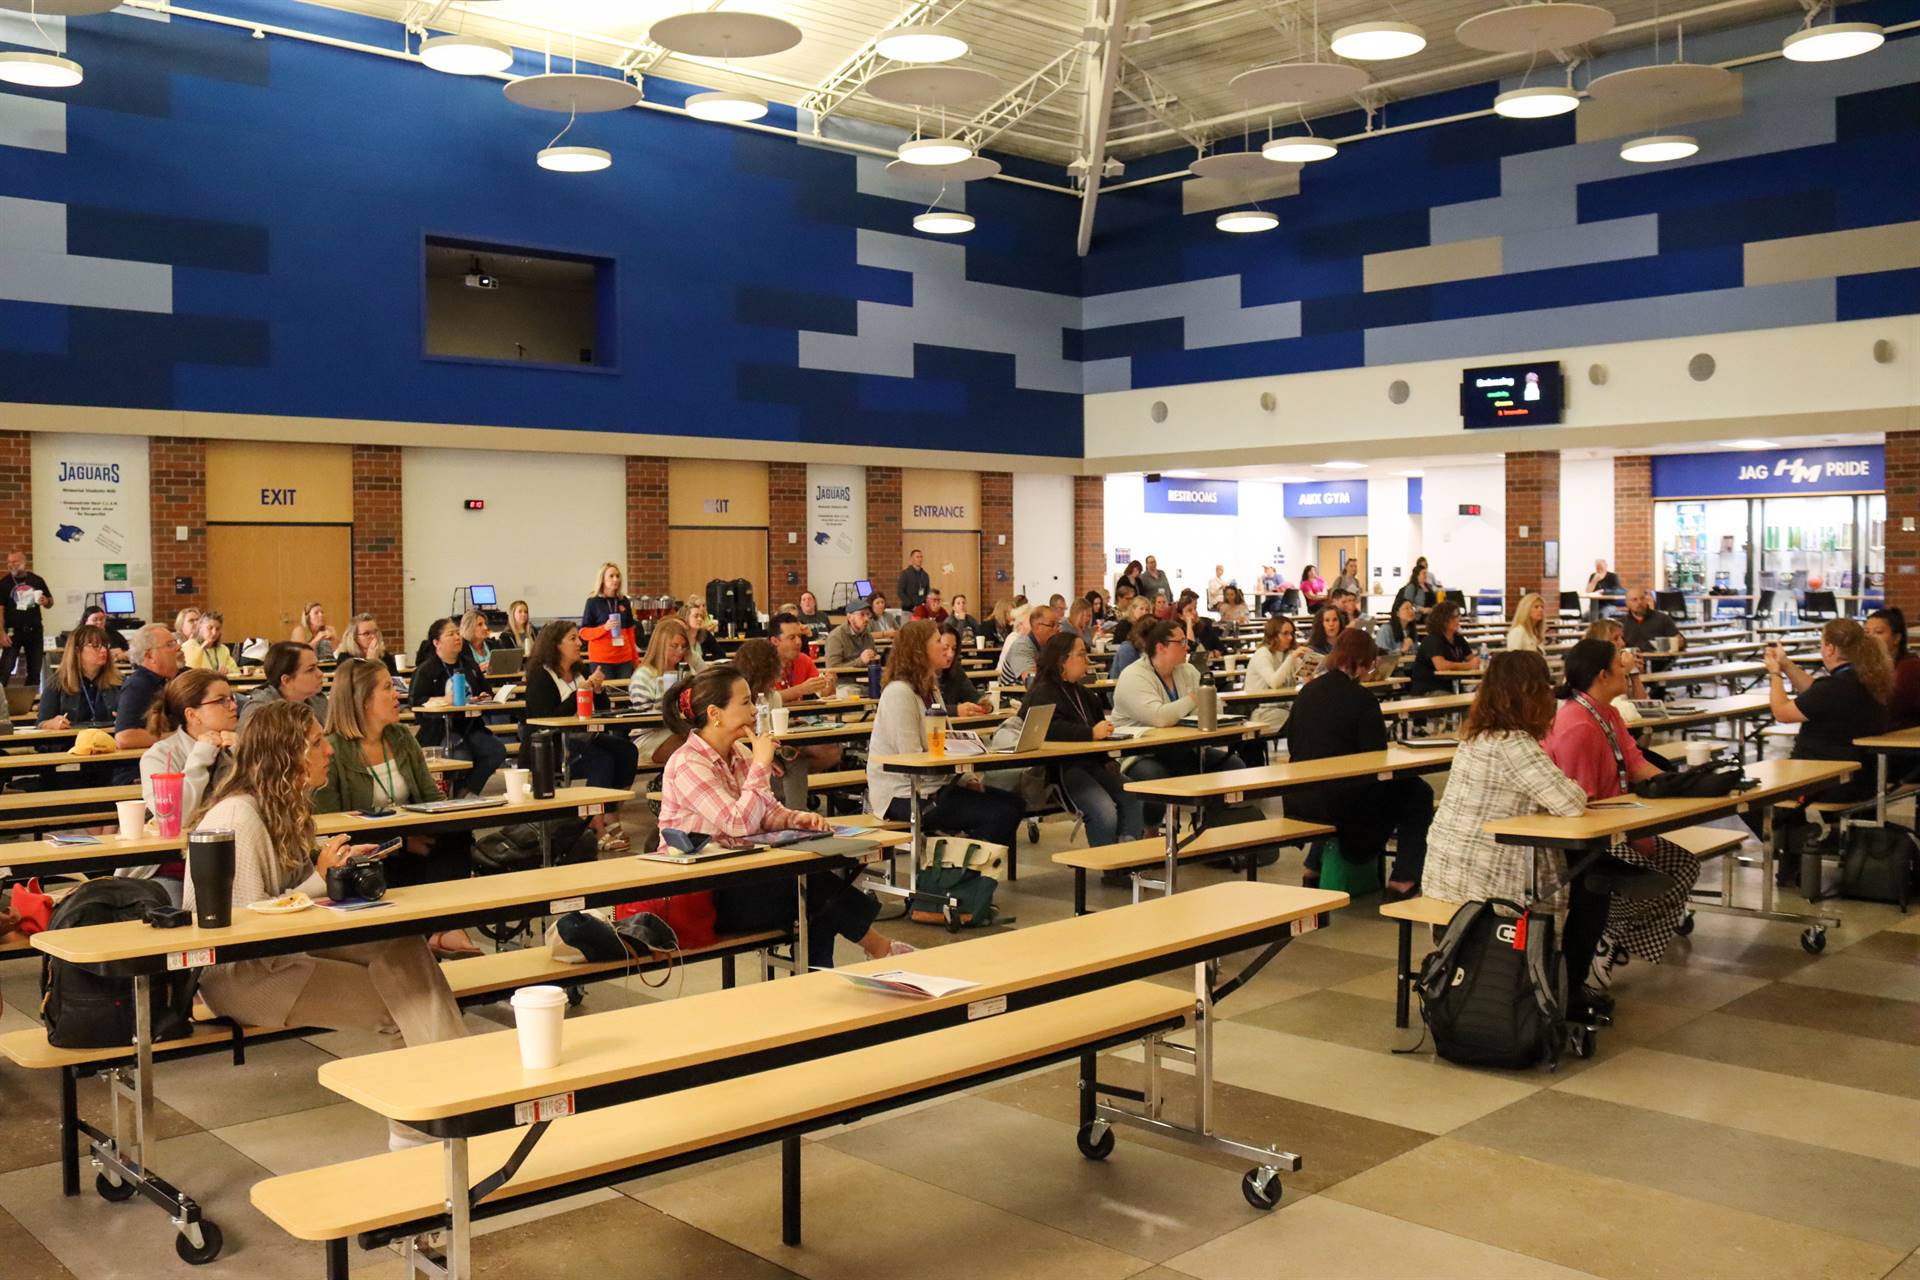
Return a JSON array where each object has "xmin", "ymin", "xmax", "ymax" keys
[
  {"xmin": 625, "ymin": 456, "xmax": 669, "ymax": 596},
  {"xmin": 150, "ymin": 438, "xmax": 207, "ymax": 615},
  {"xmin": 1074, "ymin": 475, "xmax": 1105, "ymax": 598},
  {"xmin": 350, "ymin": 444, "xmax": 404, "ymax": 637},
  {"xmin": 1613, "ymin": 454, "xmax": 1653, "ymax": 594},
  {"xmin": 0, "ymin": 431, "xmax": 29, "ymax": 562},
  {"xmin": 1887, "ymin": 431, "xmax": 1920, "ymax": 621},
  {"xmin": 979, "ymin": 471, "xmax": 1012, "ymax": 599},
  {"xmin": 768, "ymin": 462, "xmax": 807, "ymax": 601},
  {"xmin": 1505, "ymin": 450, "xmax": 1560, "ymax": 615},
  {"xmin": 866, "ymin": 466, "xmax": 902, "ymax": 585}
]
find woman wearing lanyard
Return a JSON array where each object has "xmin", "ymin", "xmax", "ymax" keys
[
  {"xmin": 1543, "ymin": 640, "xmax": 1697, "ymax": 1011},
  {"xmin": 316, "ymin": 658, "xmax": 481, "ymax": 957},
  {"xmin": 1020, "ymin": 632, "xmax": 1143, "ymax": 847},
  {"xmin": 132, "ymin": 668, "xmax": 237, "ymax": 899},
  {"xmin": 520, "ymin": 621, "xmax": 639, "ymax": 849},
  {"xmin": 407, "ymin": 618, "xmax": 504, "ymax": 798},
  {"xmin": 38, "ymin": 624, "xmax": 121, "ymax": 730},
  {"xmin": 581, "ymin": 562, "xmax": 639, "ymax": 678}
]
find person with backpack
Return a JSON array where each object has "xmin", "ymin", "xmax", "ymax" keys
[
  {"xmin": 1422, "ymin": 650, "xmax": 1599, "ymax": 1019},
  {"xmin": 186, "ymin": 699, "xmax": 466, "ymax": 1148},
  {"xmin": 658, "ymin": 664, "xmax": 909, "ymax": 968}
]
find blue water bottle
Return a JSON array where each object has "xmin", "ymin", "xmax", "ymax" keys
[
  {"xmin": 449, "ymin": 671, "xmax": 468, "ymax": 707},
  {"xmin": 867, "ymin": 659, "xmax": 883, "ymax": 698}
]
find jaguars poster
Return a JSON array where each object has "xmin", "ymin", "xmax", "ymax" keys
[{"xmin": 31, "ymin": 431, "xmax": 153, "ymax": 617}]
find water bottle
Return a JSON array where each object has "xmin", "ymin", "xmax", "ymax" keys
[
  {"xmin": 608, "ymin": 604, "xmax": 624, "ymax": 648},
  {"xmin": 754, "ymin": 692, "xmax": 771, "ymax": 737},
  {"xmin": 449, "ymin": 671, "xmax": 468, "ymax": 707},
  {"xmin": 529, "ymin": 730, "xmax": 558, "ymax": 799},
  {"xmin": 1195, "ymin": 677, "xmax": 1219, "ymax": 731},
  {"xmin": 1477, "ymin": 642, "xmax": 1490, "ymax": 664},
  {"xmin": 867, "ymin": 659, "xmax": 883, "ymax": 698}
]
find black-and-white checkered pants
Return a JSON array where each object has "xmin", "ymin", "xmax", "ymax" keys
[{"xmin": 1606, "ymin": 834, "xmax": 1703, "ymax": 964}]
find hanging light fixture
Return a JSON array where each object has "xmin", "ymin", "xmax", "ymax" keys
[
  {"xmin": 1782, "ymin": 20, "xmax": 1883, "ymax": 61},
  {"xmin": 685, "ymin": 90, "xmax": 768, "ymax": 121},
  {"xmin": 898, "ymin": 136, "xmax": 974, "ymax": 165},
  {"xmin": 913, "ymin": 209, "xmax": 975, "ymax": 234},
  {"xmin": 1329, "ymin": 21, "xmax": 1426, "ymax": 60},
  {"xmin": 1262, "ymin": 135, "xmax": 1337, "ymax": 162},
  {"xmin": 536, "ymin": 103, "xmax": 611, "ymax": 172},
  {"xmin": 1619, "ymin": 133, "xmax": 1697, "ymax": 162},
  {"xmin": 1216, "ymin": 208, "xmax": 1279, "ymax": 233},
  {"xmin": 0, "ymin": 49, "xmax": 82, "ymax": 87},
  {"xmin": 1494, "ymin": 85, "xmax": 1579, "ymax": 117},
  {"xmin": 420, "ymin": 33, "xmax": 513, "ymax": 75},
  {"xmin": 875, "ymin": 24, "xmax": 969, "ymax": 63}
]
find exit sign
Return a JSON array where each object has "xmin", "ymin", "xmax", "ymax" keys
[{"xmin": 1458, "ymin": 503, "xmax": 1482, "ymax": 516}]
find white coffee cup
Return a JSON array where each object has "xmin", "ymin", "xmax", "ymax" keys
[
  {"xmin": 503, "ymin": 767, "xmax": 532, "ymax": 804},
  {"xmin": 770, "ymin": 706, "xmax": 790, "ymax": 735},
  {"xmin": 1685, "ymin": 741, "xmax": 1716, "ymax": 767},
  {"xmin": 116, "ymin": 799, "xmax": 147, "ymax": 842},
  {"xmin": 986, "ymin": 687, "xmax": 1001, "ymax": 712},
  {"xmin": 510, "ymin": 985, "xmax": 568, "ymax": 1070}
]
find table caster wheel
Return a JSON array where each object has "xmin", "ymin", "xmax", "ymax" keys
[
  {"xmin": 566, "ymin": 984, "xmax": 586, "ymax": 1008},
  {"xmin": 1800, "ymin": 927, "xmax": 1826, "ymax": 954},
  {"xmin": 94, "ymin": 1171, "xmax": 136, "ymax": 1203},
  {"xmin": 1076, "ymin": 1120, "xmax": 1114, "ymax": 1161},
  {"xmin": 1568, "ymin": 1024, "xmax": 1595, "ymax": 1059},
  {"xmin": 943, "ymin": 903, "xmax": 962, "ymax": 934},
  {"xmin": 1026, "ymin": 820, "xmax": 1040, "ymax": 844},
  {"xmin": 175, "ymin": 1220, "xmax": 223, "ymax": 1265},
  {"xmin": 1674, "ymin": 911, "xmax": 1695, "ymax": 937},
  {"xmin": 1241, "ymin": 1167, "xmax": 1281, "ymax": 1211}
]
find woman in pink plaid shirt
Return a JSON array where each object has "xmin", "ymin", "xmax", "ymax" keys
[{"xmin": 657, "ymin": 666, "xmax": 910, "ymax": 968}]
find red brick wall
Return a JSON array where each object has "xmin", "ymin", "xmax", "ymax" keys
[
  {"xmin": 150, "ymin": 438, "xmax": 208, "ymax": 616},
  {"xmin": 1074, "ymin": 475, "xmax": 1105, "ymax": 600},
  {"xmin": 1505, "ymin": 450, "xmax": 1560, "ymax": 614},
  {"xmin": 1613, "ymin": 454, "xmax": 1654, "ymax": 593},
  {"xmin": 350, "ymin": 444, "xmax": 404, "ymax": 637},
  {"xmin": 980, "ymin": 471, "xmax": 1012, "ymax": 600},
  {"xmin": 866, "ymin": 466, "xmax": 902, "ymax": 584},
  {"xmin": 625, "ymin": 456, "xmax": 669, "ymax": 596},
  {"xmin": 768, "ymin": 462, "xmax": 807, "ymax": 603},
  {"xmin": 0, "ymin": 432, "xmax": 29, "ymax": 563},
  {"xmin": 1887, "ymin": 431, "xmax": 1920, "ymax": 621}
]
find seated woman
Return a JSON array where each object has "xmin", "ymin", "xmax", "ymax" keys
[
  {"xmin": 458, "ymin": 610, "xmax": 494, "ymax": 675},
  {"xmin": 1373, "ymin": 598, "xmax": 1420, "ymax": 663},
  {"xmin": 520, "ymin": 622, "xmax": 639, "ymax": 848},
  {"xmin": 186, "ymin": 700, "xmax": 465, "ymax": 1148},
  {"xmin": 316, "ymin": 658, "xmax": 481, "ymax": 956},
  {"xmin": 1756, "ymin": 618, "xmax": 1891, "ymax": 880},
  {"xmin": 795, "ymin": 590, "xmax": 832, "ymax": 637},
  {"xmin": 1179, "ymin": 597, "xmax": 1225, "ymax": 670},
  {"xmin": 868, "ymin": 620, "xmax": 1025, "ymax": 848},
  {"xmin": 1422, "ymin": 650, "xmax": 1597, "ymax": 1017},
  {"xmin": 240, "ymin": 640, "xmax": 331, "ymax": 728},
  {"xmin": 288, "ymin": 601, "xmax": 337, "ymax": 659},
  {"xmin": 1543, "ymin": 640, "xmax": 1698, "ymax": 1003},
  {"xmin": 1865, "ymin": 608, "xmax": 1920, "ymax": 732},
  {"xmin": 407, "ymin": 618, "xmax": 505, "ymax": 797},
  {"xmin": 496, "ymin": 600, "xmax": 537, "ymax": 655},
  {"xmin": 132, "ymin": 667, "xmax": 238, "ymax": 900},
  {"xmin": 39, "ymin": 624, "xmax": 120, "ymax": 732},
  {"xmin": 75, "ymin": 606, "xmax": 129, "ymax": 659},
  {"xmin": 936, "ymin": 622, "xmax": 991, "ymax": 715},
  {"xmin": 633, "ymin": 617, "xmax": 696, "ymax": 766},
  {"xmin": 1408, "ymin": 600, "xmax": 1481, "ymax": 695},
  {"xmin": 1217, "ymin": 585, "xmax": 1250, "ymax": 628},
  {"xmin": 1021, "ymin": 632, "xmax": 1143, "ymax": 847},
  {"xmin": 947, "ymin": 594, "xmax": 980, "ymax": 645},
  {"xmin": 680, "ymin": 601, "xmax": 721, "ymax": 665},
  {"xmin": 172, "ymin": 607, "xmax": 203, "ymax": 651},
  {"xmin": 658, "ymin": 665, "xmax": 908, "ymax": 968},
  {"xmin": 181, "ymin": 609, "xmax": 242, "ymax": 675},
  {"xmin": 1286, "ymin": 630, "xmax": 1430, "ymax": 898},
  {"xmin": 1299, "ymin": 565, "xmax": 1327, "ymax": 610},
  {"xmin": 1242, "ymin": 616, "xmax": 1309, "ymax": 733},
  {"xmin": 337, "ymin": 612, "xmax": 402, "ymax": 682},
  {"xmin": 1506, "ymin": 592, "xmax": 1549, "ymax": 655},
  {"xmin": 1305, "ymin": 604, "xmax": 1344, "ymax": 657}
]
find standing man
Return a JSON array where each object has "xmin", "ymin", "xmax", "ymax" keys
[
  {"xmin": 1619, "ymin": 587, "xmax": 1686, "ymax": 665},
  {"xmin": 1, "ymin": 550, "xmax": 52, "ymax": 687},
  {"xmin": 896, "ymin": 549, "xmax": 930, "ymax": 614},
  {"xmin": 1137, "ymin": 555, "xmax": 1171, "ymax": 604}
]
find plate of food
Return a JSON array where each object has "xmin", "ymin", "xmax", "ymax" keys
[{"xmin": 248, "ymin": 891, "xmax": 314, "ymax": 914}]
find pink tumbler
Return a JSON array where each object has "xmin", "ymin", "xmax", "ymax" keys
[
  {"xmin": 575, "ymin": 688, "xmax": 595, "ymax": 718},
  {"xmin": 151, "ymin": 772, "xmax": 185, "ymax": 838}
]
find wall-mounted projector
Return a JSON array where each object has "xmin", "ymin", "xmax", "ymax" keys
[{"xmin": 464, "ymin": 271, "xmax": 499, "ymax": 290}]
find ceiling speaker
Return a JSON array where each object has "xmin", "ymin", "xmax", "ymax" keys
[
  {"xmin": 1387, "ymin": 380, "xmax": 1410, "ymax": 405},
  {"xmin": 1873, "ymin": 339, "xmax": 1896, "ymax": 364},
  {"xmin": 1688, "ymin": 353, "xmax": 1716, "ymax": 382},
  {"xmin": 1150, "ymin": 401, "xmax": 1169, "ymax": 423},
  {"xmin": 1588, "ymin": 363, "xmax": 1608, "ymax": 385}
]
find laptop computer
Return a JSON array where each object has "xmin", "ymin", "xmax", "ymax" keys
[
  {"xmin": 1367, "ymin": 652, "xmax": 1403, "ymax": 684},
  {"xmin": 946, "ymin": 704, "xmax": 1054, "ymax": 756},
  {"xmin": 399, "ymin": 796, "xmax": 508, "ymax": 815},
  {"xmin": 487, "ymin": 648, "xmax": 525, "ymax": 676},
  {"xmin": 3, "ymin": 686, "xmax": 34, "ymax": 719}
]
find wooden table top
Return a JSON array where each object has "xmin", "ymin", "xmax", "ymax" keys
[
  {"xmin": 873, "ymin": 722, "xmax": 1262, "ymax": 775},
  {"xmin": 0, "ymin": 745, "xmax": 144, "ymax": 771},
  {"xmin": 1126, "ymin": 743, "xmax": 1457, "ymax": 801},
  {"xmin": 1481, "ymin": 757, "xmax": 1855, "ymax": 847},
  {"xmin": 1855, "ymin": 725, "xmax": 1920, "ymax": 752},
  {"xmin": 314, "ymin": 880, "xmax": 1347, "ymax": 1130}
]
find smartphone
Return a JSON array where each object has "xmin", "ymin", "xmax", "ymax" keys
[
  {"xmin": 369, "ymin": 837, "xmax": 403, "ymax": 859},
  {"xmin": 356, "ymin": 808, "xmax": 394, "ymax": 819}
]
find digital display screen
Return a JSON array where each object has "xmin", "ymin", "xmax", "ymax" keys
[
  {"xmin": 469, "ymin": 584, "xmax": 497, "ymax": 606},
  {"xmin": 854, "ymin": 579, "xmax": 874, "ymax": 598},
  {"xmin": 102, "ymin": 590, "xmax": 135, "ymax": 614},
  {"xmin": 1461, "ymin": 362, "xmax": 1563, "ymax": 428}
]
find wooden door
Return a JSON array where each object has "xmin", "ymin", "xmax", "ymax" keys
[
  {"xmin": 671, "ymin": 529, "xmax": 768, "ymax": 614},
  {"xmin": 206, "ymin": 525, "xmax": 352, "ymax": 643},
  {"xmin": 909, "ymin": 531, "xmax": 981, "ymax": 610},
  {"xmin": 1316, "ymin": 536, "xmax": 1367, "ymax": 583}
]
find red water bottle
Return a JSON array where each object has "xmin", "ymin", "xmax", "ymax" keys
[{"xmin": 575, "ymin": 688, "xmax": 595, "ymax": 718}]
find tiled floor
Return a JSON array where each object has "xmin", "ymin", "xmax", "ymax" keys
[{"xmin": 4, "ymin": 798, "xmax": 1919, "ymax": 1280}]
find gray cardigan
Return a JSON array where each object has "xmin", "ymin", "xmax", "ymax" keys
[{"xmin": 1111, "ymin": 658, "xmax": 1199, "ymax": 731}]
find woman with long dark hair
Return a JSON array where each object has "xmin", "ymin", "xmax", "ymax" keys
[{"xmin": 1021, "ymin": 632, "xmax": 1142, "ymax": 847}]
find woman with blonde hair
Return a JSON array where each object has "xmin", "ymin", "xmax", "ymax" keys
[
  {"xmin": 580, "ymin": 562, "xmax": 638, "ymax": 678},
  {"xmin": 457, "ymin": 609, "xmax": 493, "ymax": 674},
  {"xmin": 1506, "ymin": 592, "xmax": 1550, "ymax": 654},
  {"xmin": 172, "ymin": 607, "xmax": 203, "ymax": 649},
  {"xmin": 497, "ymin": 600, "xmax": 536, "ymax": 653},
  {"xmin": 38, "ymin": 623, "xmax": 122, "ymax": 730},
  {"xmin": 634, "ymin": 616, "xmax": 695, "ymax": 765},
  {"xmin": 680, "ymin": 600, "xmax": 720, "ymax": 665},
  {"xmin": 289, "ymin": 602, "xmax": 336, "ymax": 659},
  {"xmin": 1764, "ymin": 617, "xmax": 1890, "ymax": 808},
  {"xmin": 187, "ymin": 700, "xmax": 466, "ymax": 1146}
]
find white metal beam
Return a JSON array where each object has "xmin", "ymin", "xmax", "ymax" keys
[
  {"xmin": 799, "ymin": 0, "xmax": 974, "ymax": 128},
  {"xmin": 1115, "ymin": 54, "xmax": 1207, "ymax": 152},
  {"xmin": 1077, "ymin": 0, "xmax": 1127, "ymax": 257},
  {"xmin": 956, "ymin": 43, "xmax": 1086, "ymax": 152}
]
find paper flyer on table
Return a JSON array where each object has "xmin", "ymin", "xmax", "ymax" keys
[{"xmin": 840, "ymin": 971, "xmax": 981, "ymax": 999}]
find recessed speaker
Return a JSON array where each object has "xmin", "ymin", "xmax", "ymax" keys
[
  {"xmin": 1874, "ymin": 338, "xmax": 1896, "ymax": 364},
  {"xmin": 1387, "ymin": 380, "xmax": 1410, "ymax": 405},
  {"xmin": 1150, "ymin": 401, "xmax": 1168, "ymax": 423},
  {"xmin": 1588, "ymin": 363, "xmax": 1608, "ymax": 385},
  {"xmin": 1260, "ymin": 391, "xmax": 1278, "ymax": 412},
  {"xmin": 1688, "ymin": 353, "xmax": 1716, "ymax": 381}
]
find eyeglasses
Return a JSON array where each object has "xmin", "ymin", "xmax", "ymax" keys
[
  {"xmin": 197, "ymin": 694, "xmax": 238, "ymax": 708},
  {"xmin": 81, "ymin": 641, "xmax": 108, "ymax": 651}
]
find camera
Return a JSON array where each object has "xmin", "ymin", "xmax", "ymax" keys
[{"xmin": 325, "ymin": 855, "xmax": 387, "ymax": 903}]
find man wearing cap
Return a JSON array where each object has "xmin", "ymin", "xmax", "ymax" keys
[{"xmin": 825, "ymin": 598, "xmax": 881, "ymax": 670}]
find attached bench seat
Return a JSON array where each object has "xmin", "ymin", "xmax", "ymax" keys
[
  {"xmin": 1379, "ymin": 824, "xmax": 1747, "ymax": 1028},
  {"xmin": 1053, "ymin": 817, "xmax": 1335, "ymax": 913},
  {"xmin": 251, "ymin": 982, "xmax": 1191, "ymax": 1256}
]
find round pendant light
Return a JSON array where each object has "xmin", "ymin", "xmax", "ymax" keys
[
  {"xmin": 0, "ymin": 50, "xmax": 82, "ymax": 88},
  {"xmin": 1782, "ymin": 21, "xmax": 1884, "ymax": 62},
  {"xmin": 419, "ymin": 33, "xmax": 513, "ymax": 75},
  {"xmin": 1329, "ymin": 22, "xmax": 1426, "ymax": 61},
  {"xmin": 913, "ymin": 209, "xmax": 975, "ymax": 235},
  {"xmin": 898, "ymin": 136, "xmax": 974, "ymax": 166},
  {"xmin": 537, "ymin": 145, "xmax": 612, "ymax": 172},
  {"xmin": 1620, "ymin": 134, "xmax": 1697, "ymax": 163},
  {"xmin": 875, "ymin": 24, "xmax": 969, "ymax": 63},
  {"xmin": 1493, "ymin": 85, "xmax": 1580, "ymax": 118},
  {"xmin": 1261, "ymin": 135, "xmax": 1338, "ymax": 162},
  {"xmin": 1216, "ymin": 209, "xmax": 1278, "ymax": 234},
  {"xmin": 685, "ymin": 90, "xmax": 767, "ymax": 121},
  {"xmin": 646, "ymin": 11, "xmax": 802, "ymax": 58}
]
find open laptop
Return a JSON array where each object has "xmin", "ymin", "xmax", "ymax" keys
[
  {"xmin": 400, "ymin": 796, "xmax": 507, "ymax": 815},
  {"xmin": 487, "ymin": 648, "xmax": 525, "ymax": 677},
  {"xmin": 947, "ymin": 704, "xmax": 1054, "ymax": 756},
  {"xmin": 1367, "ymin": 651, "xmax": 1403, "ymax": 684}
]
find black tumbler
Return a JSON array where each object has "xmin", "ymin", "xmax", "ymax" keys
[
  {"xmin": 187, "ymin": 829, "xmax": 236, "ymax": 929},
  {"xmin": 530, "ymin": 730, "xmax": 558, "ymax": 799}
]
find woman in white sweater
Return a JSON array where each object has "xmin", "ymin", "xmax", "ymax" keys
[
  {"xmin": 184, "ymin": 700, "xmax": 465, "ymax": 1148},
  {"xmin": 129, "ymin": 669, "xmax": 239, "ymax": 896},
  {"xmin": 1506, "ymin": 592, "xmax": 1550, "ymax": 654},
  {"xmin": 1241, "ymin": 616, "xmax": 1310, "ymax": 730}
]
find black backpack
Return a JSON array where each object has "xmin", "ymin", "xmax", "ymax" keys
[
  {"xmin": 731, "ymin": 578, "xmax": 758, "ymax": 633},
  {"xmin": 1415, "ymin": 898, "xmax": 1566, "ymax": 1070},
  {"xmin": 40, "ymin": 879, "xmax": 200, "ymax": 1050},
  {"xmin": 1836, "ymin": 823, "xmax": 1918, "ymax": 908}
]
